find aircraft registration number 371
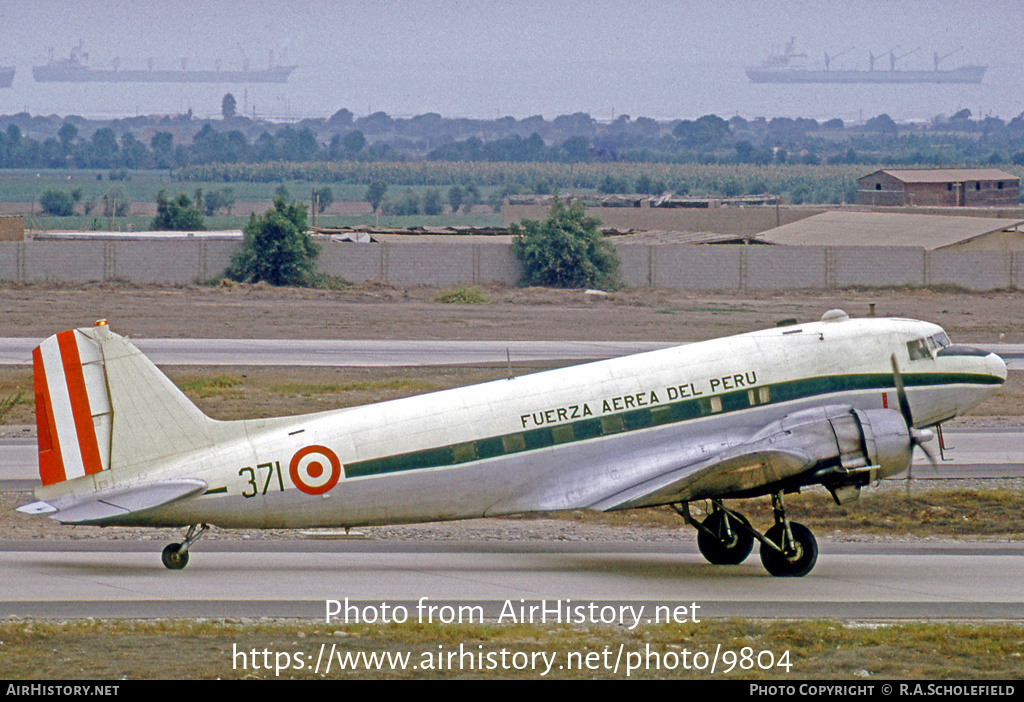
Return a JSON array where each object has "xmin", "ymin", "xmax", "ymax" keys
[{"xmin": 18, "ymin": 310, "xmax": 1006, "ymax": 577}]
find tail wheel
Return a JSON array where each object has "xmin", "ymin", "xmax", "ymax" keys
[
  {"xmin": 760, "ymin": 522, "xmax": 817, "ymax": 577},
  {"xmin": 162, "ymin": 542, "xmax": 189, "ymax": 570},
  {"xmin": 697, "ymin": 510, "xmax": 754, "ymax": 565}
]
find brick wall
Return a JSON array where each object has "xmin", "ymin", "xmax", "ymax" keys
[{"xmin": 1, "ymin": 239, "xmax": 1021, "ymax": 292}]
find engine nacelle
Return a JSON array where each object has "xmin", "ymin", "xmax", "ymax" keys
[
  {"xmin": 839, "ymin": 408, "xmax": 914, "ymax": 481},
  {"xmin": 748, "ymin": 405, "xmax": 914, "ymax": 501}
]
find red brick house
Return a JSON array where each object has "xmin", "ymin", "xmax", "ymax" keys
[{"xmin": 857, "ymin": 168, "xmax": 1020, "ymax": 207}]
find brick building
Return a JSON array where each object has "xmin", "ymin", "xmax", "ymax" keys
[{"xmin": 857, "ymin": 168, "xmax": 1020, "ymax": 207}]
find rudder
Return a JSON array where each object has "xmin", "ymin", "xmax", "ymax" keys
[
  {"xmin": 32, "ymin": 322, "xmax": 223, "ymax": 486},
  {"xmin": 33, "ymin": 328, "xmax": 111, "ymax": 486}
]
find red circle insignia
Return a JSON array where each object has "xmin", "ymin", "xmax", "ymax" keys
[{"xmin": 289, "ymin": 445, "xmax": 342, "ymax": 495}]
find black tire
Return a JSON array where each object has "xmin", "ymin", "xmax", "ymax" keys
[
  {"xmin": 760, "ymin": 522, "xmax": 818, "ymax": 577},
  {"xmin": 697, "ymin": 511, "xmax": 754, "ymax": 565},
  {"xmin": 162, "ymin": 543, "xmax": 189, "ymax": 570}
]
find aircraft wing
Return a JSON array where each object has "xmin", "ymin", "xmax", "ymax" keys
[
  {"xmin": 18, "ymin": 479, "xmax": 208, "ymax": 525},
  {"xmin": 589, "ymin": 403, "xmax": 917, "ymax": 512},
  {"xmin": 590, "ymin": 446, "xmax": 814, "ymax": 511}
]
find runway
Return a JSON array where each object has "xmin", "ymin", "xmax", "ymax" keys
[
  {"xmin": 0, "ymin": 539, "xmax": 1020, "ymax": 620},
  {"xmin": 1, "ymin": 338, "xmax": 1021, "ymax": 368}
]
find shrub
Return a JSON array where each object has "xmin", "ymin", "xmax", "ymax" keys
[
  {"xmin": 39, "ymin": 188, "xmax": 75, "ymax": 216},
  {"xmin": 434, "ymin": 285, "xmax": 488, "ymax": 304},
  {"xmin": 225, "ymin": 196, "xmax": 319, "ymax": 286},
  {"xmin": 511, "ymin": 195, "xmax": 619, "ymax": 290},
  {"xmin": 151, "ymin": 190, "xmax": 205, "ymax": 230}
]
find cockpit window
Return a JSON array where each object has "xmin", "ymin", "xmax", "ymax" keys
[
  {"xmin": 908, "ymin": 332, "xmax": 950, "ymax": 361},
  {"xmin": 906, "ymin": 338, "xmax": 930, "ymax": 360}
]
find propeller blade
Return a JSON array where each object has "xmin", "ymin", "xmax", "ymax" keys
[
  {"xmin": 905, "ymin": 427, "xmax": 936, "ymax": 500},
  {"xmin": 890, "ymin": 354, "xmax": 914, "ymax": 427}
]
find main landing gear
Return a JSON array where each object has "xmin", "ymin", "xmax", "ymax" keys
[
  {"xmin": 675, "ymin": 492, "xmax": 818, "ymax": 577},
  {"xmin": 162, "ymin": 523, "xmax": 209, "ymax": 570}
]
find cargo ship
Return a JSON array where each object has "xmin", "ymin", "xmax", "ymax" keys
[
  {"xmin": 746, "ymin": 38, "xmax": 986, "ymax": 85},
  {"xmin": 32, "ymin": 45, "xmax": 295, "ymax": 84}
]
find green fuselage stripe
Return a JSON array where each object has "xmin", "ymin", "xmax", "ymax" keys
[{"xmin": 343, "ymin": 372, "xmax": 998, "ymax": 479}]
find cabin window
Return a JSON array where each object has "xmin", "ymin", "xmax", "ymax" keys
[
  {"xmin": 875, "ymin": 183, "xmax": 882, "ymax": 190},
  {"xmin": 998, "ymin": 181, "xmax": 1004, "ymax": 189},
  {"xmin": 906, "ymin": 338, "xmax": 931, "ymax": 361},
  {"xmin": 975, "ymin": 182, "xmax": 981, "ymax": 190},
  {"xmin": 947, "ymin": 183, "xmax": 953, "ymax": 191}
]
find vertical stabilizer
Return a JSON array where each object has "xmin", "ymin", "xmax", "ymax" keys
[
  {"xmin": 32, "ymin": 323, "xmax": 225, "ymax": 485},
  {"xmin": 33, "ymin": 329, "xmax": 111, "ymax": 485}
]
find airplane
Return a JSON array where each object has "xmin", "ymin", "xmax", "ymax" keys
[{"xmin": 17, "ymin": 310, "xmax": 1006, "ymax": 577}]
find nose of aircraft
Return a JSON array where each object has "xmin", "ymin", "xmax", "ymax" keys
[{"xmin": 986, "ymin": 351, "xmax": 1008, "ymax": 383}]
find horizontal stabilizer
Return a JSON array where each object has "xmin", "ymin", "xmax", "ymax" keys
[{"xmin": 18, "ymin": 479, "xmax": 208, "ymax": 525}]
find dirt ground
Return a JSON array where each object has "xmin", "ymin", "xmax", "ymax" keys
[{"xmin": 2, "ymin": 281, "xmax": 1023, "ymax": 342}]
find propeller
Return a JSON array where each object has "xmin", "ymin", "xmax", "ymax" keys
[{"xmin": 891, "ymin": 354, "xmax": 938, "ymax": 497}]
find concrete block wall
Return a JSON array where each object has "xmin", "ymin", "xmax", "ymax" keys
[
  {"xmin": 2, "ymin": 239, "xmax": 1022, "ymax": 292},
  {"xmin": 926, "ymin": 250, "xmax": 1005, "ymax": 290},
  {"xmin": 318, "ymin": 242, "xmax": 520, "ymax": 286},
  {"xmin": 833, "ymin": 246, "xmax": 925, "ymax": 288},
  {"xmin": 650, "ymin": 245, "xmax": 743, "ymax": 290},
  {"xmin": 318, "ymin": 242, "xmax": 384, "ymax": 283},
  {"xmin": 25, "ymin": 240, "xmax": 106, "ymax": 282},
  {"xmin": 745, "ymin": 246, "xmax": 828, "ymax": 289}
]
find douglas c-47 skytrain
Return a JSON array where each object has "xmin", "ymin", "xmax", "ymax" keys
[{"xmin": 18, "ymin": 310, "xmax": 1006, "ymax": 577}]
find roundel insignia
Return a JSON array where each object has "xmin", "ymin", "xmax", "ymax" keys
[{"xmin": 289, "ymin": 445, "xmax": 343, "ymax": 495}]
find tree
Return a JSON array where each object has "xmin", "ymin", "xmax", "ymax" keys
[
  {"xmin": 89, "ymin": 127, "xmax": 120, "ymax": 168},
  {"xmin": 151, "ymin": 190, "xmax": 206, "ymax": 230},
  {"xmin": 221, "ymin": 93, "xmax": 237, "ymax": 120},
  {"xmin": 422, "ymin": 188, "xmax": 443, "ymax": 215},
  {"xmin": 203, "ymin": 187, "xmax": 236, "ymax": 216},
  {"xmin": 39, "ymin": 188, "xmax": 74, "ymax": 216},
  {"xmin": 462, "ymin": 183, "xmax": 480, "ymax": 213},
  {"xmin": 150, "ymin": 131, "xmax": 175, "ymax": 168},
  {"xmin": 511, "ymin": 195, "xmax": 619, "ymax": 290},
  {"xmin": 673, "ymin": 114, "xmax": 731, "ymax": 149},
  {"xmin": 341, "ymin": 130, "xmax": 366, "ymax": 157},
  {"xmin": 865, "ymin": 113, "xmax": 898, "ymax": 136},
  {"xmin": 58, "ymin": 122, "xmax": 78, "ymax": 152},
  {"xmin": 313, "ymin": 186, "xmax": 334, "ymax": 214},
  {"xmin": 225, "ymin": 196, "xmax": 319, "ymax": 286},
  {"xmin": 448, "ymin": 185, "xmax": 465, "ymax": 213},
  {"xmin": 366, "ymin": 180, "xmax": 387, "ymax": 212}
]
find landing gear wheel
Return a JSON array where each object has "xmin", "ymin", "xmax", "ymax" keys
[
  {"xmin": 162, "ymin": 542, "xmax": 189, "ymax": 570},
  {"xmin": 760, "ymin": 522, "xmax": 817, "ymax": 577},
  {"xmin": 697, "ymin": 511, "xmax": 754, "ymax": 565}
]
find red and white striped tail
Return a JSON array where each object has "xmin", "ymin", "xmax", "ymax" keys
[{"xmin": 33, "ymin": 329, "xmax": 112, "ymax": 486}]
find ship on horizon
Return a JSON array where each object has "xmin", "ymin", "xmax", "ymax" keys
[
  {"xmin": 746, "ymin": 38, "xmax": 986, "ymax": 85},
  {"xmin": 33, "ymin": 44, "xmax": 295, "ymax": 84}
]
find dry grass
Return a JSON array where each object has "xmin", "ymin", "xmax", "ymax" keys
[{"xmin": 547, "ymin": 487, "xmax": 1024, "ymax": 539}]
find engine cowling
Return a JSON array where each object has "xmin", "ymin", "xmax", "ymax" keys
[
  {"xmin": 747, "ymin": 405, "xmax": 916, "ymax": 502},
  {"xmin": 827, "ymin": 407, "xmax": 914, "ymax": 481}
]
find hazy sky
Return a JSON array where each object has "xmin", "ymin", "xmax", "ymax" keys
[{"xmin": 1, "ymin": 0, "xmax": 1021, "ymax": 123}]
